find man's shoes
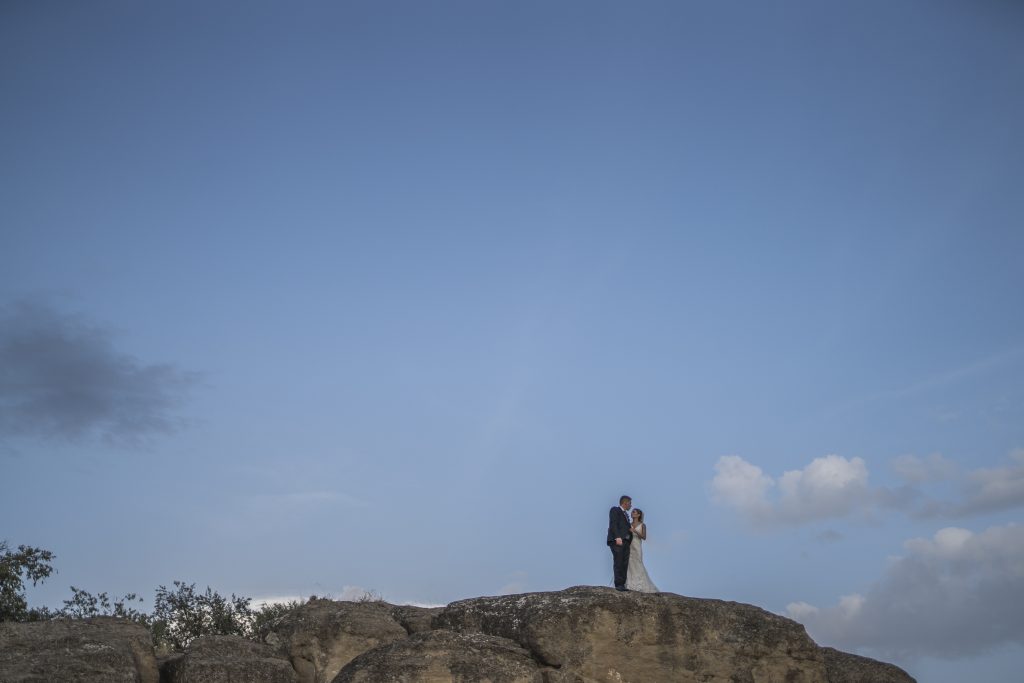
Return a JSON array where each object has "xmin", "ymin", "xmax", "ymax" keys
[{"xmin": 615, "ymin": 586, "xmax": 628, "ymax": 592}]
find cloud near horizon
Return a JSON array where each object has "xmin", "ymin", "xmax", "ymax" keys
[
  {"xmin": 712, "ymin": 450, "xmax": 1024, "ymax": 527},
  {"xmin": 0, "ymin": 300, "xmax": 198, "ymax": 445},
  {"xmin": 252, "ymin": 586, "xmax": 445, "ymax": 609},
  {"xmin": 711, "ymin": 454, "xmax": 870, "ymax": 527},
  {"xmin": 786, "ymin": 523, "xmax": 1024, "ymax": 659}
]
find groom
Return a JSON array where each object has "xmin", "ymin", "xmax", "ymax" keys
[{"xmin": 607, "ymin": 495, "xmax": 633, "ymax": 591}]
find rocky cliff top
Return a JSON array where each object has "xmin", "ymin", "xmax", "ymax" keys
[{"xmin": 0, "ymin": 586, "xmax": 915, "ymax": 683}]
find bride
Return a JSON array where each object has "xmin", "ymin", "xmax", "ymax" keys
[{"xmin": 626, "ymin": 508, "xmax": 659, "ymax": 592}]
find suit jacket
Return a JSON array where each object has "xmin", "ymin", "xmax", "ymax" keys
[{"xmin": 607, "ymin": 506, "xmax": 633, "ymax": 546}]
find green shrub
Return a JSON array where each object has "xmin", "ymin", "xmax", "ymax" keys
[
  {"xmin": 0, "ymin": 541, "xmax": 56, "ymax": 622},
  {"xmin": 58, "ymin": 586, "xmax": 149, "ymax": 625},
  {"xmin": 151, "ymin": 581, "xmax": 255, "ymax": 651},
  {"xmin": 1, "ymin": 542, "xmax": 311, "ymax": 651}
]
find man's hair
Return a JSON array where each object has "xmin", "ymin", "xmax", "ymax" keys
[{"xmin": 619, "ymin": 495, "xmax": 631, "ymax": 505}]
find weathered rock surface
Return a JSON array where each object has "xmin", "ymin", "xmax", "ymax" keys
[
  {"xmin": 160, "ymin": 634, "xmax": 298, "ymax": 683},
  {"xmin": 389, "ymin": 604, "xmax": 443, "ymax": 634},
  {"xmin": 0, "ymin": 589, "xmax": 915, "ymax": 683},
  {"xmin": 821, "ymin": 647, "xmax": 915, "ymax": 683},
  {"xmin": 263, "ymin": 598, "xmax": 410, "ymax": 683},
  {"xmin": 435, "ymin": 586, "xmax": 914, "ymax": 683},
  {"xmin": 332, "ymin": 629, "xmax": 546, "ymax": 683},
  {"xmin": 0, "ymin": 617, "xmax": 159, "ymax": 683}
]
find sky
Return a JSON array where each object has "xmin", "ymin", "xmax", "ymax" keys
[{"xmin": 2, "ymin": 1, "xmax": 1023, "ymax": 680}]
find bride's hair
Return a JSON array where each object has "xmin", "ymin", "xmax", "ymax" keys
[{"xmin": 634, "ymin": 509, "xmax": 644, "ymax": 522}]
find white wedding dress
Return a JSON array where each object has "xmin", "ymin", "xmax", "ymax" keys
[{"xmin": 626, "ymin": 523, "xmax": 659, "ymax": 593}]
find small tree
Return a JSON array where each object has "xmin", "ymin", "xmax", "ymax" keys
[
  {"xmin": 251, "ymin": 598, "xmax": 305, "ymax": 642},
  {"xmin": 151, "ymin": 581, "xmax": 256, "ymax": 651},
  {"xmin": 355, "ymin": 589, "xmax": 385, "ymax": 603},
  {"xmin": 58, "ymin": 586, "xmax": 149, "ymax": 625},
  {"xmin": 0, "ymin": 541, "xmax": 56, "ymax": 622},
  {"xmin": 1, "ymin": 540, "xmax": 310, "ymax": 650}
]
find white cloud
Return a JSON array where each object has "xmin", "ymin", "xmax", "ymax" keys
[
  {"xmin": 713, "ymin": 449, "xmax": 1024, "ymax": 528},
  {"xmin": 905, "ymin": 526, "xmax": 972, "ymax": 558},
  {"xmin": 712, "ymin": 454, "xmax": 870, "ymax": 527},
  {"xmin": 251, "ymin": 586, "xmax": 445, "ymax": 609},
  {"xmin": 785, "ymin": 601, "xmax": 819, "ymax": 620},
  {"xmin": 777, "ymin": 455, "xmax": 869, "ymax": 522},
  {"xmin": 711, "ymin": 455, "xmax": 773, "ymax": 513},
  {"xmin": 250, "ymin": 585, "xmax": 372, "ymax": 606},
  {"xmin": 251, "ymin": 594, "xmax": 307, "ymax": 609},
  {"xmin": 836, "ymin": 593, "xmax": 865, "ymax": 617},
  {"xmin": 333, "ymin": 586, "xmax": 445, "ymax": 608},
  {"xmin": 787, "ymin": 523, "xmax": 1024, "ymax": 659}
]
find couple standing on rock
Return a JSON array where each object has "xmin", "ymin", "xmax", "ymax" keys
[{"xmin": 607, "ymin": 495, "xmax": 659, "ymax": 592}]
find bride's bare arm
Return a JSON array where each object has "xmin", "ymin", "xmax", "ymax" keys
[{"xmin": 636, "ymin": 523, "xmax": 647, "ymax": 540}]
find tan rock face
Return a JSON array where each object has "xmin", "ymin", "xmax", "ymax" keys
[
  {"xmin": 263, "ymin": 598, "xmax": 410, "ymax": 683},
  {"xmin": 389, "ymin": 603, "xmax": 443, "ymax": 634},
  {"xmin": 0, "ymin": 589, "xmax": 916, "ymax": 683},
  {"xmin": 161, "ymin": 634, "xmax": 298, "ymax": 683},
  {"xmin": 820, "ymin": 647, "xmax": 915, "ymax": 683},
  {"xmin": 0, "ymin": 617, "xmax": 159, "ymax": 683},
  {"xmin": 332, "ymin": 630, "xmax": 546, "ymax": 683},
  {"xmin": 437, "ymin": 586, "xmax": 831, "ymax": 683}
]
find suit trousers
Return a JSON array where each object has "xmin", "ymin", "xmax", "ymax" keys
[{"xmin": 610, "ymin": 541, "xmax": 631, "ymax": 589}]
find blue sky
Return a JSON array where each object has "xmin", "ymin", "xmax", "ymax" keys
[{"xmin": 2, "ymin": 2, "xmax": 1023, "ymax": 680}]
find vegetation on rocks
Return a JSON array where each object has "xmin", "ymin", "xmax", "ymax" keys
[
  {"xmin": 0, "ymin": 540, "xmax": 306, "ymax": 651},
  {"xmin": 3, "ymin": 541, "xmax": 918, "ymax": 682},
  {"xmin": 0, "ymin": 542, "xmax": 55, "ymax": 622}
]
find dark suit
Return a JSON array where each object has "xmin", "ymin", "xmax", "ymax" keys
[{"xmin": 607, "ymin": 506, "xmax": 632, "ymax": 589}]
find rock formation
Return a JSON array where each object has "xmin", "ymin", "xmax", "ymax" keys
[
  {"xmin": 0, "ymin": 588, "xmax": 916, "ymax": 683},
  {"xmin": 161, "ymin": 635, "xmax": 298, "ymax": 683},
  {"xmin": 335, "ymin": 630, "xmax": 545, "ymax": 682},
  {"xmin": 437, "ymin": 587, "xmax": 827, "ymax": 682},
  {"xmin": 262, "ymin": 597, "xmax": 439, "ymax": 683},
  {"xmin": 0, "ymin": 616, "xmax": 159, "ymax": 683},
  {"xmin": 820, "ymin": 647, "xmax": 918, "ymax": 683},
  {"xmin": 389, "ymin": 603, "xmax": 444, "ymax": 635}
]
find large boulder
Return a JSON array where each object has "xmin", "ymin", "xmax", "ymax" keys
[
  {"xmin": 263, "ymin": 598, "xmax": 410, "ymax": 683},
  {"xmin": 821, "ymin": 647, "xmax": 915, "ymax": 683},
  {"xmin": 140, "ymin": 587, "xmax": 913, "ymax": 683},
  {"xmin": 388, "ymin": 604, "xmax": 443, "ymax": 634},
  {"xmin": 0, "ymin": 617, "xmax": 159, "ymax": 683},
  {"xmin": 160, "ymin": 634, "xmax": 298, "ymax": 682},
  {"xmin": 435, "ymin": 586, "xmax": 906, "ymax": 683},
  {"xmin": 332, "ymin": 630, "xmax": 546, "ymax": 683}
]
